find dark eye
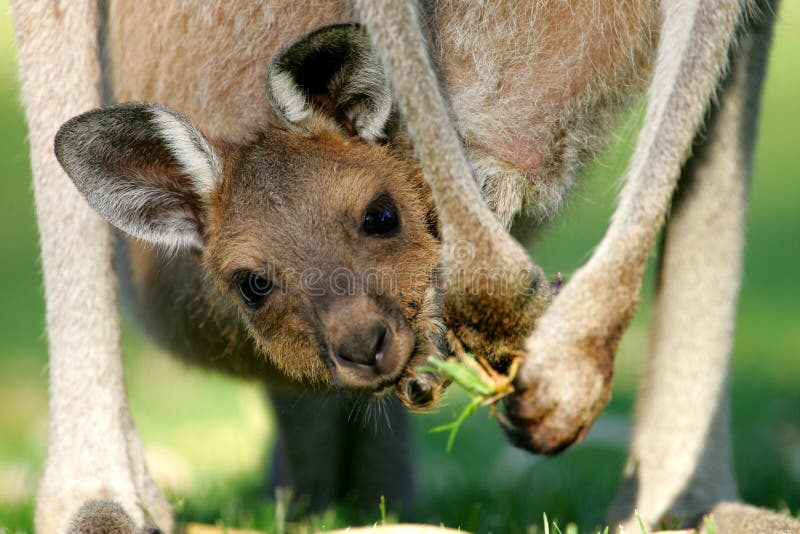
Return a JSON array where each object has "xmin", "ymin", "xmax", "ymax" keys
[
  {"xmin": 363, "ymin": 194, "xmax": 400, "ymax": 236},
  {"xmin": 236, "ymin": 271, "xmax": 273, "ymax": 308}
]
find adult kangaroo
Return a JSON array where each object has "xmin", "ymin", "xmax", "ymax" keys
[{"xmin": 12, "ymin": 1, "xmax": 796, "ymax": 532}]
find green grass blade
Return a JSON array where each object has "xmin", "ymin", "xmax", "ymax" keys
[
  {"xmin": 635, "ymin": 511, "xmax": 647, "ymax": 534},
  {"xmin": 430, "ymin": 396, "xmax": 481, "ymax": 452},
  {"xmin": 422, "ymin": 357, "xmax": 495, "ymax": 396}
]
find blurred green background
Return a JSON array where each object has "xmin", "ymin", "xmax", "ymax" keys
[{"xmin": 0, "ymin": 2, "xmax": 798, "ymax": 532}]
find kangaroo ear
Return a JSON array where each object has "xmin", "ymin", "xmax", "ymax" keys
[
  {"xmin": 55, "ymin": 103, "xmax": 222, "ymax": 250},
  {"xmin": 267, "ymin": 23, "xmax": 395, "ymax": 144}
]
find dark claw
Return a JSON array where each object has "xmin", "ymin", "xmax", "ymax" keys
[
  {"xmin": 405, "ymin": 377, "xmax": 434, "ymax": 407},
  {"xmin": 498, "ymin": 387, "xmax": 586, "ymax": 456},
  {"xmin": 551, "ymin": 271, "xmax": 565, "ymax": 292},
  {"xmin": 396, "ymin": 369, "xmax": 445, "ymax": 411}
]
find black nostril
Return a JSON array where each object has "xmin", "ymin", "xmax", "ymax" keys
[
  {"xmin": 372, "ymin": 323, "xmax": 388, "ymax": 357},
  {"xmin": 335, "ymin": 322, "xmax": 389, "ymax": 367}
]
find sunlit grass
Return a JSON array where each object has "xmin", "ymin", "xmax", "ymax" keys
[{"xmin": 0, "ymin": 2, "xmax": 17, "ymax": 90}]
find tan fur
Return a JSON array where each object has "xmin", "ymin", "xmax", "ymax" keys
[
  {"xmin": 67, "ymin": 500, "xmax": 136, "ymax": 534},
  {"xmin": 101, "ymin": 0, "xmax": 658, "ymax": 412},
  {"xmin": 107, "ymin": 1, "xmax": 348, "ymax": 140},
  {"xmin": 701, "ymin": 501, "xmax": 800, "ymax": 534},
  {"xmin": 610, "ymin": 3, "xmax": 778, "ymax": 529},
  {"xmin": 11, "ymin": 2, "xmax": 172, "ymax": 532},
  {"xmin": 431, "ymin": 0, "xmax": 659, "ymax": 224},
  {"xmin": 12, "ymin": 0, "xmax": 792, "ymax": 532},
  {"xmin": 200, "ymin": 130, "xmax": 441, "ymax": 386},
  {"xmin": 107, "ymin": 1, "xmax": 659, "ymax": 226},
  {"xmin": 501, "ymin": 0, "xmax": 749, "ymax": 451},
  {"xmin": 53, "ymin": 92, "xmax": 445, "ymax": 514}
]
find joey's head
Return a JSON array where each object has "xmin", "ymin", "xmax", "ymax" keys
[
  {"xmin": 204, "ymin": 130, "xmax": 442, "ymax": 398},
  {"xmin": 55, "ymin": 24, "xmax": 445, "ymax": 408}
]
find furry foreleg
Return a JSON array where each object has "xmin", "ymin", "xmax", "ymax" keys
[
  {"xmin": 609, "ymin": 1, "xmax": 778, "ymax": 528},
  {"xmin": 502, "ymin": 0, "xmax": 748, "ymax": 454},
  {"xmin": 353, "ymin": 0, "xmax": 554, "ymax": 369}
]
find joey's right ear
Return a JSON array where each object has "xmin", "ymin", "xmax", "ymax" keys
[
  {"xmin": 55, "ymin": 103, "xmax": 221, "ymax": 250},
  {"xmin": 267, "ymin": 24, "xmax": 395, "ymax": 144}
]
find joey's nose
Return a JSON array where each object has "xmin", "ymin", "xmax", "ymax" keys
[{"xmin": 334, "ymin": 322, "xmax": 389, "ymax": 367}]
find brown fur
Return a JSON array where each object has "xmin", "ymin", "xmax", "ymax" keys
[
  {"xmin": 68, "ymin": 500, "xmax": 137, "ymax": 534},
  {"xmin": 355, "ymin": 0, "xmax": 796, "ymax": 531},
  {"xmin": 430, "ymin": 0, "xmax": 659, "ymax": 223},
  {"xmin": 57, "ymin": 96, "xmax": 444, "ymax": 515},
  {"xmin": 203, "ymin": 129, "xmax": 441, "ymax": 386},
  {"xmin": 101, "ymin": 1, "xmax": 661, "ymax": 388},
  {"xmin": 702, "ymin": 502, "xmax": 800, "ymax": 534}
]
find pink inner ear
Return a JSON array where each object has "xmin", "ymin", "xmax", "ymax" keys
[{"xmin": 491, "ymin": 136, "xmax": 542, "ymax": 173}]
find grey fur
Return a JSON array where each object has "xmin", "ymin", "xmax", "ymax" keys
[{"xmin": 55, "ymin": 103, "xmax": 218, "ymax": 250}]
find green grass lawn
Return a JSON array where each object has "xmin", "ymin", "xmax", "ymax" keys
[{"xmin": 0, "ymin": 3, "xmax": 798, "ymax": 533}]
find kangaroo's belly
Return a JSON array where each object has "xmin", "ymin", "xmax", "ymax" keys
[
  {"xmin": 432, "ymin": 1, "xmax": 659, "ymax": 222},
  {"xmin": 106, "ymin": 1, "xmax": 348, "ymax": 141},
  {"xmin": 107, "ymin": 1, "xmax": 658, "ymax": 226}
]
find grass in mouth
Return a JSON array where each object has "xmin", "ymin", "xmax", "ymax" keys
[{"xmin": 419, "ymin": 333, "xmax": 521, "ymax": 452}]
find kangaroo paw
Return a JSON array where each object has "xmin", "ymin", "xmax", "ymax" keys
[
  {"xmin": 498, "ymin": 268, "xmax": 631, "ymax": 454},
  {"xmin": 499, "ymin": 342, "xmax": 613, "ymax": 454}
]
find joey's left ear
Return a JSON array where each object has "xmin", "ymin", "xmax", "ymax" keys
[{"xmin": 267, "ymin": 23, "xmax": 395, "ymax": 144}]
